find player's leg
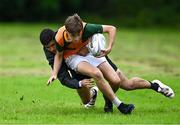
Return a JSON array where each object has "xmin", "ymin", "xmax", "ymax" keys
[
  {"xmin": 98, "ymin": 62, "xmax": 121, "ymax": 93},
  {"xmin": 84, "ymin": 86, "xmax": 99, "ymax": 108},
  {"xmin": 65, "ymin": 55, "xmax": 114, "ymax": 100},
  {"xmin": 76, "ymin": 86, "xmax": 98, "ymax": 108},
  {"xmin": 97, "ymin": 62, "xmax": 124, "ymax": 113},
  {"xmin": 103, "ymin": 74, "xmax": 148, "ymax": 112},
  {"xmin": 66, "ymin": 55, "xmax": 135, "ymax": 114},
  {"xmin": 116, "ymin": 69, "xmax": 151, "ymax": 90},
  {"xmin": 105, "ymin": 55, "xmax": 151, "ymax": 90},
  {"xmin": 66, "ymin": 55, "xmax": 115, "ymax": 102},
  {"xmin": 76, "ymin": 87, "xmax": 91, "ymax": 104},
  {"xmin": 117, "ymin": 69, "xmax": 174, "ymax": 98},
  {"xmin": 77, "ymin": 61, "xmax": 116, "ymax": 101},
  {"xmin": 77, "ymin": 61, "xmax": 135, "ymax": 114},
  {"xmin": 87, "ymin": 56, "xmax": 135, "ymax": 114},
  {"xmin": 87, "ymin": 55, "xmax": 121, "ymax": 93}
]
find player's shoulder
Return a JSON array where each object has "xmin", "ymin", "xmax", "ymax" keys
[
  {"xmin": 56, "ymin": 26, "xmax": 65, "ymax": 37},
  {"xmin": 55, "ymin": 26, "xmax": 66, "ymax": 46}
]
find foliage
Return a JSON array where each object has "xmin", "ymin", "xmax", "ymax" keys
[{"xmin": 0, "ymin": 0, "xmax": 180, "ymax": 26}]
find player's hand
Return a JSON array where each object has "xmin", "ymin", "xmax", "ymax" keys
[
  {"xmin": 80, "ymin": 79, "xmax": 94, "ymax": 88},
  {"xmin": 47, "ymin": 75, "xmax": 57, "ymax": 86},
  {"xmin": 97, "ymin": 47, "xmax": 111, "ymax": 58}
]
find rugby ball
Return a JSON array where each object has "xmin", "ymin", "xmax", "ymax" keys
[{"xmin": 87, "ymin": 34, "xmax": 106, "ymax": 56}]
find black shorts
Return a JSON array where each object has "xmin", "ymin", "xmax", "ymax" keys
[{"xmin": 105, "ymin": 56, "xmax": 118, "ymax": 71}]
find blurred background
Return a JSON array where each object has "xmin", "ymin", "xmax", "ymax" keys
[{"xmin": 0, "ymin": 0, "xmax": 180, "ymax": 27}]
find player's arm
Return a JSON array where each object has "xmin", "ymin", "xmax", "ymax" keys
[
  {"xmin": 43, "ymin": 47, "xmax": 90, "ymax": 89},
  {"xmin": 60, "ymin": 73, "xmax": 93, "ymax": 89},
  {"xmin": 47, "ymin": 51, "xmax": 63, "ymax": 85},
  {"xmin": 99, "ymin": 25, "xmax": 116, "ymax": 57},
  {"xmin": 43, "ymin": 47, "xmax": 55, "ymax": 68},
  {"xmin": 102, "ymin": 25, "xmax": 116, "ymax": 51},
  {"xmin": 83, "ymin": 23, "xmax": 116, "ymax": 57},
  {"xmin": 43, "ymin": 47, "xmax": 78, "ymax": 88},
  {"xmin": 57, "ymin": 63, "xmax": 81, "ymax": 89},
  {"xmin": 57, "ymin": 65, "xmax": 93, "ymax": 89}
]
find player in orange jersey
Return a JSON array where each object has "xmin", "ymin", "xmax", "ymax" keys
[{"xmin": 47, "ymin": 14, "xmax": 135, "ymax": 114}]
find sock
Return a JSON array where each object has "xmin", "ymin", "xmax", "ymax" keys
[
  {"xmin": 149, "ymin": 81, "xmax": 159, "ymax": 92},
  {"xmin": 112, "ymin": 97, "xmax": 122, "ymax": 107}
]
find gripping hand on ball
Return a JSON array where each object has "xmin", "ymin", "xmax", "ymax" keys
[{"xmin": 97, "ymin": 47, "xmax": 111, "ymax": 58}]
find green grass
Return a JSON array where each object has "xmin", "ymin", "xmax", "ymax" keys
[{"xmin": 0, "ymin": 23, "xmax": 180, "ymax": 124}]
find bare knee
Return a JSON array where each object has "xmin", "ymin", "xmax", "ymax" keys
[
  {"xmin": 125, "ymin": 77, "xmax": 142, "ymax": 90},
  {"xmin": 131, "ymin": 77, "xmax": 144, "ymax": 83},
  {"xmin": 126, "ymin": 81, "xmax": 136, "ymax": 90},
  {"xmin": 119, "ymin": 79, "xmax": 135, "ymax": 91},
  {"xmin": 111, "ymin": 76, "xmax": 121, "ymax": 87},
  {"xmin": 91, "ymin": 69, "xmax": 104, "ymax": 80}
]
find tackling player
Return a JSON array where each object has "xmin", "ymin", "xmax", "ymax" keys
[
  {"xmin": 41, "ymin": 14, "xmax": 174, "ymax": 114},
  {"xmin": 40, "ymin": 30, "xmax": 174, "ymax": 113}
]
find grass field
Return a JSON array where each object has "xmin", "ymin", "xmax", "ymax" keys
[{"xmin": 0, "ymin": 23, "xmax": 180, "ymax": 124}]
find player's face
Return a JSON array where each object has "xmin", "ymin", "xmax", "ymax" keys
[
  {"xmin": 45, "ymin": 41, "xmax": 56, "ymax": 53},
  {"xmin": 67, "ymin": 32, "xmax": 81, "ymax": 42}
]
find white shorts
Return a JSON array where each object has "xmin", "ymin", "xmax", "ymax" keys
[{"xmin": 65, "ymin": 53, "xmax": 107, "ymax": 72}]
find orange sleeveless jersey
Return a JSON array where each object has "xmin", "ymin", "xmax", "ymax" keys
[{"xmin": 55, "ymin": 26, "xmax": 88, "ymax": 59}]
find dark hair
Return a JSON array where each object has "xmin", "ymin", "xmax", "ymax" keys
[
  {"xmin": 39, "ymin": 28, "xmax": 55, "ymax": 45},
  {"xmin": 65, "ymin": 13, "xmax": 83, "ymax": 36}
]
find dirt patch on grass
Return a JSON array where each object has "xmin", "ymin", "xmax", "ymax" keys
[{"xmin": 0, "ymin": 68, "xmax": 50, "ymax": 77}]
